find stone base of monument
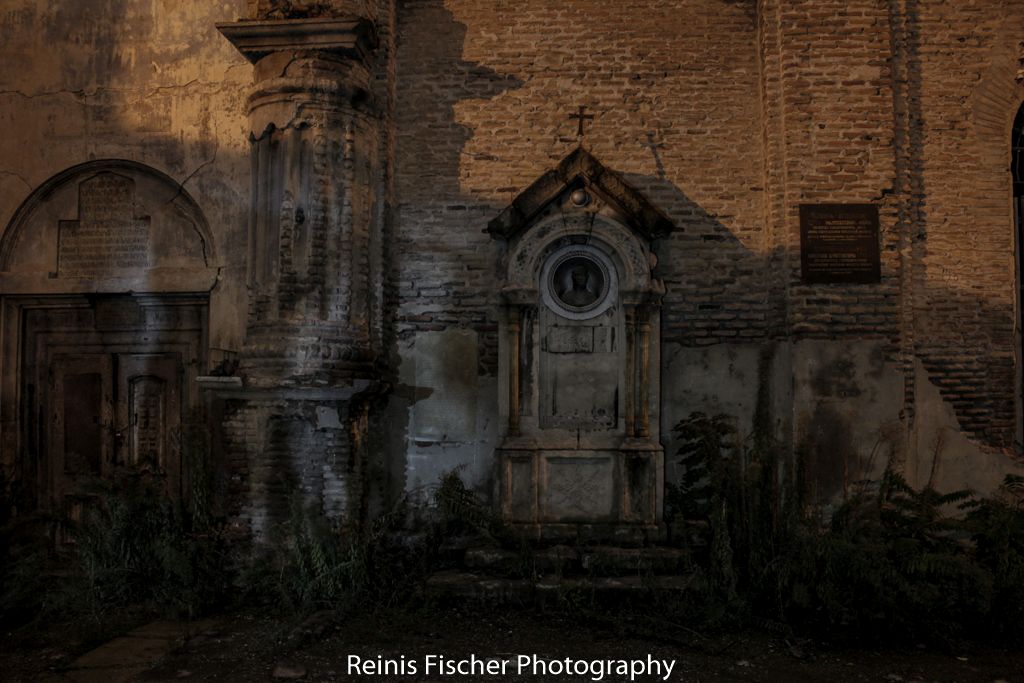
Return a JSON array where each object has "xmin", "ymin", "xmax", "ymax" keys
[
  {"xmin": 424, "ymin": 570, "xmax": 699, "ymax": 606},
  {"xmin": 500, "ymin": 522, "xmax": 663, "ymax": 546},
  {"xmin": 423, "ymin": 543, "xmax": 702, "ymax": 606},
  {"xmin": 496, "ymin": 443, "xmax": 666, "ymax": 543}
]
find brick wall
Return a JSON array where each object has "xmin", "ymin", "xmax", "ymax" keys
[
  {"xmin": 221, "ymin": 399, "xmax": 359, "ymax": 539},
  {"xmin": 760, "ymin": 0, "xmax": 900, "ymax": 343},
  {"xmin": 392, "ymin": 0, "xmax": 1024, "ymax": 449},
  {"xmin": 392, "ymin": 0, "xmax": 766, "ymax": 374},
  {"xmin": 906, "ymin": 0, "xmax": 1024, "ymax": 445}
]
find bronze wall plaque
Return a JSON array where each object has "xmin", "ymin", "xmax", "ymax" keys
[{"xmin": 800, "ymin": 203, "xmax": 880, "ymax": 284}]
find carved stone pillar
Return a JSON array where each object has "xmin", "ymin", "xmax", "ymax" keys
[
  {"xmin": 507, "ymin": 305, "xmax": 522, "ymax": 436},
  {"xmin": 624, "ymin": 306, "xmax": 637, "ymax": 438},
  {"xmin": 214, "ymin": 6, "xmax": 384, "ymax": 539},
  {"xmin": 219, "ymin": 10, "xmax": 380, "ymax": 389}
]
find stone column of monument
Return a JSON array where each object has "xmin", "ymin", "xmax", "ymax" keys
[{"xmin": 216, "ymin": 2, "xmax": 382, "ymax": 538}]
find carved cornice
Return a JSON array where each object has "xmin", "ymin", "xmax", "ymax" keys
[
  {"xmin": 487, "ymin": 147, "xmax": 675, "ymax": 242},
  {"xmin": 216, "ymin": 17, "xmax": 378, "ymax": 64}
]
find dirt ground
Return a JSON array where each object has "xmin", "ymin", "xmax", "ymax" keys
[{"xmin": 5, "ymin": 606, "xmax": 1023, "ymax": 682}]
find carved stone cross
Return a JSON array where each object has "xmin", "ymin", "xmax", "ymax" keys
[{"xmin": 569, "ymin": 105, "xmax": 595, "ymax": 139}]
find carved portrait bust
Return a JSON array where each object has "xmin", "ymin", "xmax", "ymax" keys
[
  {"xmin": 554, "ymin": 257, "xmax": 604, "ymax": 309},
  {"xmin": 540, "ymin": 244, "xmax": 617, "ymax": 320}
]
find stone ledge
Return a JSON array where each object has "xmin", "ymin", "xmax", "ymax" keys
[
  {"xmin": 216, "ymin": 17, "xmax": 378, "ymax": 64},
  {"xmin": 463, "ymin": 544, "xmax": 690, "ymax": 577},
  {"xmin": 425, "ymin": 570, "xmax": 699, "ymax": 606}
]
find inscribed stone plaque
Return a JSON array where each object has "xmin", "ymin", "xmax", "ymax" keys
[
  {"xmin": 800, "ymin": 204, "xmax": 880, "ymax": 284},
  {"xmin": 542, "ymin": 454, "xmax": 615, "ymax": 521},
  {"xmin": 58, "ymin": 173, "xmax": 151, "ymax": 276},
  {"xmin": 546, "ymin": 326, "xmax": 593, "ymax": 353}
]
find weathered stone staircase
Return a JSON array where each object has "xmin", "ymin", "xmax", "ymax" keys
[{"xmin": 424, "ymin": 539, "xmax": 701, "ymax": 605}]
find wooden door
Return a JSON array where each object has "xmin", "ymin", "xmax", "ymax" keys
[
  {"xmin": 114, "ymin": 353, "xmax": 183, "ymax": 500},
  {"xmin": 48, "ymin": 353, "xmax": 113, "ymax": 522}
]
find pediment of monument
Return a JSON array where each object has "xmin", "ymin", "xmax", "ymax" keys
[{"xmin": 486, "ymin": 147, "xmax": 674, "ymax": 242}]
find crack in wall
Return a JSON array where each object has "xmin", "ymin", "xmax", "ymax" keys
[{"xmin": 0, "ymin": 170, "xmax": 33, "ymax": 193}]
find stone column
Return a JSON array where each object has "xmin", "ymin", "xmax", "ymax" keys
[
  {"xmin": 624, "ymin": 306, "xmax": 636, "ymax": 438},
  {"xmin": 507, "ymin": 305, "xmax": 521, "ymax": 436},
  {"xmin": 215, "ymin": 6, "xmax": 383, "ymax": 539},
  {"xmin": 637, "ymin": 306, "xmax": 652, "ymax": 439},
  {"xmin": 219, "ymin": 9, "xmax": 380, "ymax": 389}
]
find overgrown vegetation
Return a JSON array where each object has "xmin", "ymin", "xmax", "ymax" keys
[
  {"xmin": 664, "ymin": 410, "xmax": 1024, "ymax": 646},
  {"xmin": 0, "ymin": 451, "xmax": 496, "ymax": 635},
  {"xmin": 5, "ymin": 400, "xmax": 1024, "ymax": 650},
  {"xmin": 237, "ymin": 465, "xmax": 498, "ymax": 616},
  {"xmin": 255, "ymin": 494, "xmax": 432, "ymax": 615},
  {"xmin": 0, "ymin": 411, "xmax": 230, "ymax": 631}
]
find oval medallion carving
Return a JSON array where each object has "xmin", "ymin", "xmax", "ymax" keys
[{"xmin": 540, "ymin": 243, "xmax": 617, "ymax": 320}]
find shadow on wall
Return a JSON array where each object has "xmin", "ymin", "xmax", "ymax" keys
[
  {"xmin": 620, "ymin": 172, "xmax": 1020, "ymax": 504},
  {"xmin": 379, "ymin": 0, "xmax": 523, "ymax": 511},
  {"xmin": 2, "ymin": 0, "xmax": 1022, "ymax": 534},
  {"xmin": 385, "ymin": 0, "xmax": 1023, "ymax": 511},
  {"xmin": 392, "ymin": 0, "xmax": 524, "ymax": 199},
  {"xmin": 0, "ymin": 0, "xmax": 251, "ymax": 535}
]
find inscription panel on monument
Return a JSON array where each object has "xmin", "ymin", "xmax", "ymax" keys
[
  {"xmin": 800, "ymin": 204, "xmax": 880, "ymax": 284},
  {"xmin": 546, "ymin": 326, "xmax": 593, "ymax": 353},
  {"xmin": 58, "ymin": 173, "xmax": 151, "ymax": 277}
]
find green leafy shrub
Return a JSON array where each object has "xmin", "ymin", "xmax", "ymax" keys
[
  {"xmin": 667, "ymin": 409, "xmax": 1024, "ymax": 645},
  {"xmin": 266, "ymin": 492, "xmax": 432, "ymax": 615},
  {"xmin": 807, "ymin": 473, "xmax": 990, "ymax": 643},
  {"xmin": 69, "ymin": 471, "xmax": 230, "ymax": 620}
]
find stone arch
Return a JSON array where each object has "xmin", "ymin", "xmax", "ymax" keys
[
  {"xmin": 504, "ymin": 213, "xmax": 651, "ymax": 296},
  {"xmin": 1014, "ymin": 100, "xmax": 1024, "ymax": 198},
  {"xmin": 970, "ymin": 42, "xmax": 1024, "ymax": 167},
  {"xmin": 0, "ymin": 159, "xmax": 217, "ymax": 288}
]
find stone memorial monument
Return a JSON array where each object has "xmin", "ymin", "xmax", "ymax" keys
[{"xmin": 488, "ymin": 148, "xmax": 672, "ymax": 540}]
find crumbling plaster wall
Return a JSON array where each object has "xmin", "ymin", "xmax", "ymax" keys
[{"xmin": 0, "ymin": 0, "xmax": 252, "ymax": 353}]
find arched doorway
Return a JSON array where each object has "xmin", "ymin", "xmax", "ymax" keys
[{"xmin": 0, "ymin": 161, "xmax": 217, "ymax": 519}]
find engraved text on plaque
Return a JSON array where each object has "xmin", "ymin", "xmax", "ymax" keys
[{"xmin": 800, "ymin": 203, "xmax": 880, "ymax": 284}]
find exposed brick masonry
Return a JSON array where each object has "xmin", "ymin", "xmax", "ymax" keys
[{"xmin": 393, "ymin": 0, "xmax": 1024, "ymax": 446}]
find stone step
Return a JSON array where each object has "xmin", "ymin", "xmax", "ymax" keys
[
  {"xmin": 462, "ymin": 544, "xmax": 692, "ymax": 577},
  {"xmin": 424, "ymin": 570, "xmax": 700, "ymax": 606}
]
